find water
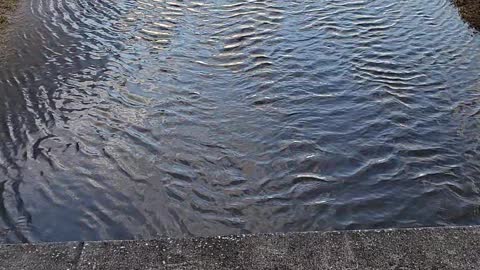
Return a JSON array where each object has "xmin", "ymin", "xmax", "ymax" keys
[{"xmin": 0, "ymin": 0, "xmax": 480, "ymax": 243}]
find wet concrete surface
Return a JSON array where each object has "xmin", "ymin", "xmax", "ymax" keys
[{"xmin": 0, "ymin": 226, "xmax": 479, "ymax": 269}]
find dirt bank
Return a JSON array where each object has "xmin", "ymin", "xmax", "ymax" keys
[
  {"xmin": 455, "ymin": 0, "xmax": 480, "ymax": 30},
  {"xmin": 0, "ymin": 0, "xmax": 17, "ymax": 28}
]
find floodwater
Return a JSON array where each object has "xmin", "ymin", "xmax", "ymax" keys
[{"xmin": 0, "ymin": 0, "xmax": 480, "ymax": 243}]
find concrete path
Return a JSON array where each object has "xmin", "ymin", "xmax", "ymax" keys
[
  {"xmin": 455, "ymin": 0, "xmax": 480, "ymax": 30},
  {"xmin": 0, "ymin": 226, "xmax": 479, "ymax": 269}
]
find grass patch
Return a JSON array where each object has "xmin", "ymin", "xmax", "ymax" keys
[
  {"xmin": 0, "ymin": 16, "xmax": 7, "ymax": 25},
  {"xmin": 454, "ymin": 0, "xmax": 480, "ymax": 30},
  {"xmin": 0, "ymin": 0, "xmax": 18, "ymax": 27},
  {"xmin": 0, "ymin": 0, "xmax": 17, "ymax": 10}
]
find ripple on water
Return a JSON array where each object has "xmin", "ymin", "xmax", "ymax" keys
[{"xmin": 0, "ymin": 0, "xmax": 480, "ymax": 243}]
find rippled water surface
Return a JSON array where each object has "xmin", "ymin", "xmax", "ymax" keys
[{"xmin": 1, "ymin": 0, "xmax": 480, "ymax": 243}]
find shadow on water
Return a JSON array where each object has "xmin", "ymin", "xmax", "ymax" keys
[{"xmin": 0, "ymin": 0, "xmax": 480, "ymax": 243}]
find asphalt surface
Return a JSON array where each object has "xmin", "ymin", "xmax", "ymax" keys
[{"xmin": 0, "ymin": 226, "xmax": 479, "ymax": 269}]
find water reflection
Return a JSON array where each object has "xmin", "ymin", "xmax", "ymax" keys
[{"xmin": 0, "ymin": 0, "xmax": 480, "ymax": 243}]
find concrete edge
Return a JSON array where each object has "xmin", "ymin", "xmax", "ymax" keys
[
  {"xmin": 0, "ymin": 224, "xmax": 474, "ymax": 247},
  {"xmin": 0, "ymin": 226, "xmax": 479, "ymax": 269}
]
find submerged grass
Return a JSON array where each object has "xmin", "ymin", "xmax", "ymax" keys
[{"xmin": 0, "ymin": 0, "xmax": 18, "ymax": 28}]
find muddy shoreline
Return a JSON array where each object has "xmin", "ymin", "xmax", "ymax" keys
[{"xmin": 454, "ymin": 0, "xmax": 480, "ymax": 29}]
